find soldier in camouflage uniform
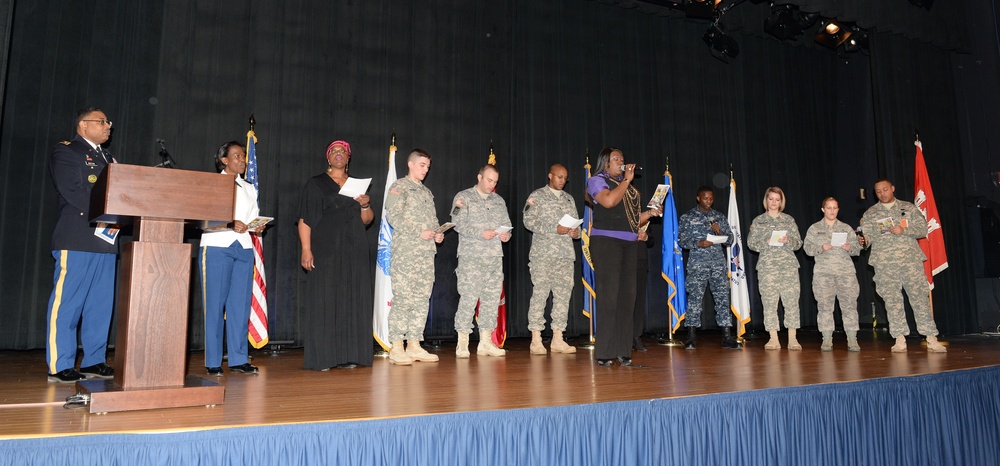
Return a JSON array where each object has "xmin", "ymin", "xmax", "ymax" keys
[
  {"xmin": 384, "ymin": 149, "xmax": 445, "ymax": 365},
  {"xmin": 678, "ymin": 186, "xmax": 739, "ymax": 349},
  {"xmin": 523, "ymin": 164, "xmax": 579, "ymax": 355},
  {"xmin": 451, "ymin": 164, "xmax": 512, "ymax": 358},
  {"xmin": 748, "ymin": 187, "xmax": 803, "ymax": 350},
  {"xmin": 804, "ymin": 197, "xmax": 861, "ymax": 352},
  {"xmin": 859, "ymin": 179, "xmax": 946, "ymax": 353}
]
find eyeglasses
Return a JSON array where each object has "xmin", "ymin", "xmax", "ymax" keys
[{"xmin": 82, "ymin": 119, "xmax": 113, "ymax": 127}]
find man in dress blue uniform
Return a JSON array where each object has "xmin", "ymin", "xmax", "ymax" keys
[{"xmin": 45, "ymin": 107, "xmax": 119, "ymax": 383}]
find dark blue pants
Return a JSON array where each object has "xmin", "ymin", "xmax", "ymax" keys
[
  {"xmin": 46, "ymin": 250, "xmax": 116, "ymax": 374},
  {"xmin": 200, "ymin": 242, "xmax": 254, "ymax": 368}
]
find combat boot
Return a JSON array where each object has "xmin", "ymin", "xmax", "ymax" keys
[
  {"xmin": 406, "ymin": 341, "xmax": 439, "ymax": 362},
  {"xmin": 821, "ymin": 331, "xmax": 833, "ymax": 352},
  {"xmin": 456, "ymin": 332, "xmax": 471, "ymax": 359},
  {"xmin": 388, "ymin": 340, "xmax": 413, "ymax": 365},
  {"xmin": 891, "ymin": 335, "xmax": 907, "ymax": 353},
  {"xmin": 721, "ymin": 327, "xmax": 740, "ymax": 349},
  {"xmin": 477, "ymin": 330, "xmax": 507, "ymax": 357},
  {"xmin": 787, "ymin": 328, "xmax": 802, "ymax": 351},
  {"xmin": 925, "ymin": 335, "xmax": 947, "ymax": 353},
  {"xmin": 684, "ymin": 327, "xmax": 697, "ymax": 349},
  {"xmin": 764, "ymin": 330, "xmax": 781, "ymax": 350},
  {"xmin": 530, "ymin": 330, "xmax": 547, "ymax": 355},
  {"xmin": 846, "ymin": 331, "xmax": 860, "ymax": 352},
  {"xmin": 550, "ymin": 330, "xmax": 577, "ymax": 353}
]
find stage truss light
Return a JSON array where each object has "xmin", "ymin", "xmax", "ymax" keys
[
  {"xmin": 703, "ymin": 22, "xmax": 740, "ymax": 62},
  {"xmin": 814, "ymin": 19, "xmax": 869, "ymax": 54},
  {"xmin": 763, "ymin": 3, "xmax": 820, "ymax": 41}
]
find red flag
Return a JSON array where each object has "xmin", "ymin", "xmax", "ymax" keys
[{"xmin": 914, "ymin": 140, "xmax": 948, "ymax": 289}]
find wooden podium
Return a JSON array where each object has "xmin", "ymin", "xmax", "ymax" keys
[{"xmin": 76, "ymin": 164, "xmax": 236, "ymax": 413}]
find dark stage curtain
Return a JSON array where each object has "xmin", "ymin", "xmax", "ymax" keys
[{"xmin": 0, "ymin": 0, "xmax": 980, "ymax": 350}]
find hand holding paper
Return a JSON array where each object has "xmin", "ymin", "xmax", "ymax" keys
[
  {"xmin": 558, "ymin": 214, "xmax": 583, "ymax": 229},
  {"xmin": 338, "ymin": 177, "xmax": 372, "ymax": 198},
  {"xmin": 768, "ymin": 230, "xmax": 787, "ymax": 247}
]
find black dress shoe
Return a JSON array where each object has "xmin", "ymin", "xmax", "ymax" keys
[
  {"xmin": 596, "ymin": 359, "xmax": 614, "ymax": 367},
  {"xmin": 722, "ymin": 337, "xmax": 741, "ymax": 349},
  {"xmin": 229, "ymin": 363, "xmax": 258, "ymax": 374},
  {"xmin": 48, "ymin": 368, "xmax": 85, "ymax": 383},
  {"xmin": 633, "ymin": 337, "xmax": 647, "ymax": 352},
  {"xmin": 80, "ymin": 363, "xmax": 114, "ymax": 379},
  {"xmin": 206, "ymin": 367, "xmax": 224, "ymax": 376},
  {"xmin": 617, "ymin": 357, "xmax": 633, "ymax": 366},
  {"xmin": 335, "ymin": 363, "xmax": 358, "ymax": 369}
]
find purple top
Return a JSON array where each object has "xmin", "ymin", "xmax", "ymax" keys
[{"xmin": 587, "ymin": 174, "xmax": 639, "ymax": 241}]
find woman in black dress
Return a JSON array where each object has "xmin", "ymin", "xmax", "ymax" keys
[{"xmin": 297, "ymin": 140, "xmax": 375, "ymax": 370}]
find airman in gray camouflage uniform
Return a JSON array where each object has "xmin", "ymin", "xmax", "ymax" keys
[
  {"xmin": 803, "ymin": 197, "xmax": 861, "ymax": 351},
  {"xmin": 451, "ymin": 164, "xmax": 512, "ymax": 358},
  {"xmin": 523, "ymin": 164, "xmax": 579, "ymax": 355},
  {"xmin": 748, "ymin": 187, "xmax": 803, "ymax": 350},
  {"xmin": 678, "ymin": 186, "xmax": 738, "ymax": 349},
  {"xmin": 384, "ymin": 149, "xmax": 445, "ymax": 365},
  {"xmin": 859, "ymin": 179, "xmax": 946, "ymax": 353}
]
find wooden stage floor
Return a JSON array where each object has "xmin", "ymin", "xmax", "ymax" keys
[{"xmin": 2, "ymin": 331, "xmax": 998, "ymax": 438}]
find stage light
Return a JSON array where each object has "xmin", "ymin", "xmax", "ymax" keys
[
  {"xmin": 814, "ymin": 19, "xmax": 869, "ymax": 54},
  {"xmin": 763, "ymin": 4, "xmax": 820, "ymax": 41},
  {"xmin": 703, "ymin": 22, "xmax": 740, "ymax": 62}
]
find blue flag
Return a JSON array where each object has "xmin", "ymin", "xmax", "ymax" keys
[
  {"xmin": 660, "ymin": 171, "xmax": 686, "ymax": 333},
  {"xmin": 581, "ymin": 161, "xmax": 597, "ymax": 342}
]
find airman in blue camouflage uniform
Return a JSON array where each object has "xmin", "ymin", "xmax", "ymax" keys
[{"xmin": 678, "ymin": 186, "xmax": 739, "ymax": 349}]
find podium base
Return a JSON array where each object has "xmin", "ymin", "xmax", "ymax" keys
[{"xmin": 76, "ymin": 376, "xmax": 225, "ymax": 414}]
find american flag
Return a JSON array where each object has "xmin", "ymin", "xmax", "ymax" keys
[{"xmin": 246, "ymin": 128, "xmax": 269, "ymax": 349}]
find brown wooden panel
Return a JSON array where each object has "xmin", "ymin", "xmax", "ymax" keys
[
  {"xmin": 90, "ymin": 164, "xmax": 236, "ymax": 223},
  {"xmin": 77, "ymin": 377, "xmax": 225, "ymax": 413},
  {"xmin": 134, "ymin": 218, "xmax": 184, "ymax": 243},
  {"xmin": 114, "ymin": 241, "xmax": 192, "ymax": 389}
]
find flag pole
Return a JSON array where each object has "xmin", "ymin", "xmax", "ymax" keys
[
  {"xmin": 580, "ymin": 150, "xmax": 595, "ymax": 350},
  {"xmin": 658, "ymin": 157, "xmax": 685, "ymax": 347}
]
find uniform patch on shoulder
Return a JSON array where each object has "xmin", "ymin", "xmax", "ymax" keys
[
  {"xmin": 389, "ymin": 187, "xmax": 401, "ymax": 195},
  {"xmin": 59, "ymin": 141, "xmax": 72, "ymax": 145},
  {"xmin": 450, "ymin": 204, "xmax": 462, "ymax": 217}
]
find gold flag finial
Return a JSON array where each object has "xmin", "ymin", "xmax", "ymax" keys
[{"xmin": 488, "ymin": 141, "xmax": 496, "ymax": 165}]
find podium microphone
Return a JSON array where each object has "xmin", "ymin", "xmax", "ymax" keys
[{"xmin": 154, "ymin": 138, "xmax": 177, "ymax": 168}]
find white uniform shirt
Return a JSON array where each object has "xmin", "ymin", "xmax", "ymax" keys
[{"xmin": 199, "ymin": 170, "xmax": 259, "ymax": 249}]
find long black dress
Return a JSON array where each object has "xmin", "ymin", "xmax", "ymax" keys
[{"xmin": 299, "ymin": 173, "xmax": 374, "ymax": 369}]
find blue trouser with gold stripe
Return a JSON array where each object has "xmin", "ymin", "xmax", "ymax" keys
[
  {"xmin": 200, "ymin": 242, "xmax": 254, "ymax": 368},
  {"xmin": 46, "ymin": 250, "xmax": 116, "ymax": 374}
]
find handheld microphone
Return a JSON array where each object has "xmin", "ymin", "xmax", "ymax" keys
[{"xmin": 620, "ymin": 164, "xmax": 642, "ymax": 172}]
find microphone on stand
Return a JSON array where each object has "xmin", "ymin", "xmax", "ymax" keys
[{"xmin": 155, "ymin": 138, "xmax": 177, "ymax": 168}]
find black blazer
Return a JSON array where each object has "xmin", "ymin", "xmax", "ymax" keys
[{"xmin": 49, "ymin": 135, "xmax": 118, "ymax": 253}]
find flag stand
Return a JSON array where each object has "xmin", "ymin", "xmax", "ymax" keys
[{"xmin": 656, "ymin": 329, "xmax": 684, "ymax": 346}]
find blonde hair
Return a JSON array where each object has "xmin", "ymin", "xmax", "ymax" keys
[
  {"xmin": 762, "ymin": 187, "xmax": 786, "ymax": 212},
  {"xmin": 820, "ymin": 197, "xmax": 838, "ymax": 209}
]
